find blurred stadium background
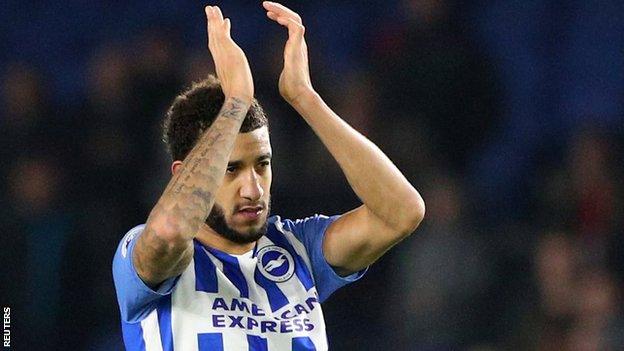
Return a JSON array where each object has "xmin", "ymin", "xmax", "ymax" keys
[{"xmin": 1, "ymin": 0, "xmax": 623, "ymax": 350}]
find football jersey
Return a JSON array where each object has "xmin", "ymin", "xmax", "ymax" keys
[{"xmin": 112, "ymin": 214, "xmax": 366, "ymax": 351}]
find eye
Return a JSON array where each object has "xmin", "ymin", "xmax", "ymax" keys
[
  {"xmin": 256, "ymin": 160, "xmax": 270, "ymax": 174},
  {"xmin": 226, "ymin": 165, "xmax": 238, "ymax": 174}
]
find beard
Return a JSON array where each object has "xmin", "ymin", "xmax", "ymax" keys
[{"xmin": 205, "ymin": 200, "xmax": 270, "ymax": 244}]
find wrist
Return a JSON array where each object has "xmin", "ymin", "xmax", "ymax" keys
[
  {"xmin": 224, "ymin": 94, "xmax": 253, "ymax": 107},
  {"xmin": 289, "ymin": 88, "xmax": 320, "ymax": 111},
  {"xmin": 219, "ymin": 95, "xmax": 253, "ymax": 121}
]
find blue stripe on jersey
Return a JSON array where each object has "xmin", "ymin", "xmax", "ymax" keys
[
  {"xmin": 194, "ymin": 241, "xmax": 219, "ymax": 293},
  {"xmin": 265, "ymin": 225, "xmax": 315, "ymax": 291},
  {"xmin": 208, "ymin": 248, "xmax": 250, "ymax": 298},
  {"xmin": 252, "ymin": 242, "xmax": 260, "ymax": 258},
  {"xmin": 121, "ymin": 322, "xmax": 146, "ymax": 351},
  {"xmin": 247, "ymin": 335, "xmax": 268, "ymax": 351},
  {"xmin": 198, "ymin": 332, "xmax": 224, "ymax": 351},
  {"xmin": 254, "ymin": 268, "xmax": 290, "ymax": 312},
  {"xmin": 292, "ymin": 336, "xmax": 316, "ymax": 351},
  {"xmin": 157, "ymin": 295, "xmax": 173, "ymax": 350}
]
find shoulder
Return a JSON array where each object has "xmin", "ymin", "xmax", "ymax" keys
[
  {"xmin": 112, "ymin": 223, "xmax": 178, "ymax": 323},
  {"xmin": 265, "ymin": 214, "xmax": 340, "ymax": 254},
  {"xmin": 269, "ymin": 214, "xmax": 339, "ymax": 234},
  {"xmin": 115, "ymin": 224, "xmax": 146, "ymax": 260}
]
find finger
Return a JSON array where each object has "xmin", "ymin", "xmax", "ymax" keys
[
  {"xmin": 224, "ymin": 18, "xmax": 231, "ymax": 38},
  {"xmin": 266, "ymin": 11, "xmax": 278, "ymax": 21},
  {"xmin": 206, "ymin": 6, "xmax": 221, "ymax": 63},
  {"xmin": 215, "ymin": 6, "xmax": 231, "ymax": 40},
  {"xmin": 262, "ymin": 1, "xmax": 302, "ymax": 24},
  {"xmin": 214, "ymin": 5, "xmax": 224, "ymax": 23},
  {"xmin": 206, "ymin": 6, "xmax": 214, "ymax": 47}
]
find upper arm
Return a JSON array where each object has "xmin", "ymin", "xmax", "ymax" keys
[
  {"xmin": 323, "ymin": 204, "xmax": 420, "ymax": 275},
  {"xmin": 283, "ymin": 215, "xmax": 366, "ymax": 302},
  {"xmin": 112, "ymin": 225, "xmax": 181, "ymax": 323}
]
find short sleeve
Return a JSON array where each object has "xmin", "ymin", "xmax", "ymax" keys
[
  {"xmin": 112, "ymin": 224, "xmax": 179, "ymax": 323},
  {"xmin": 281, "ymin": 214, "xmax": 367, "ymax": 302}
]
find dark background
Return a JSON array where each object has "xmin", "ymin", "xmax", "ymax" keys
[{"xmin": 1, "ymin": 0, "xmax": 623, "ymax": 350}]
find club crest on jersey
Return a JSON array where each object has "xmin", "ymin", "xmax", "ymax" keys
[{"xmin": 257, "ymin": 245, "xmax": 295, "ymax": 282}]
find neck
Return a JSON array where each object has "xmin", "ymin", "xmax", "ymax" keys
[{"xmin": 195, "ymin": 223, "xmax": 256, "ymax": 255}]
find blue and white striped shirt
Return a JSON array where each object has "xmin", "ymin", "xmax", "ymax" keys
[{"xmin": 112, "ymin": 215, "xmax": 366, "ymax": 350}]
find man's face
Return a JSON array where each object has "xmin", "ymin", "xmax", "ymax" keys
[{"xmin": 206, "ymin": 127, "xmax": 272, "ymax": 244}]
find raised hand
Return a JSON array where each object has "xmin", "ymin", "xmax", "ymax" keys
[
  {"xmin": 262, "ymin": 1, "xmax": 313, "ymax": 105},
  {"xmin": 205, "ymin": 5, "xmax": 254, "ymax": 103}
]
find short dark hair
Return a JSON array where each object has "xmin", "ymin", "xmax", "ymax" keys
[{"xmin": 162, "ymin": 75, "xmax": 268, "ymax": 161}]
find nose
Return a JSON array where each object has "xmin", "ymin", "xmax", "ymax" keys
[{"xmin": 239, "ymin": 168, "xmax": 263, "ymax": 202}]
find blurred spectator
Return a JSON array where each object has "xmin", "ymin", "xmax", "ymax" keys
[
  {"xmin": 567, "ymin": 269, "xmax": 624, "ymax": 351},
  {"xmin": 3, "ymin": 155, "xmax": 72, "ymax": 349},
  {"xmin": 538, "ymin": 129, "xmax": 622, "ymax": 263},
  {"xmin": 77, "ymin": 43, "xmax": 138, "ymax": 201},
  {"xmin": 468, "ymin": 0, "xmax": 624, "ymax": 222},
  {"xmin": 510, "ymin": 232, "xmax": 579, "ymax": 350},
  {"xmin": 1, "ymin": 63, "xmax": 47, "ymax": 133},
  {"xmin": 382, "ymin": 172, "xmax": 491, "ymax": 349},
  {"xmin": 370, "ymin": 0, "xmax": 500, "ymax": 172},
  {"xmin": 0, "ymin": 63, "xmax": 61, "ymax": 180},
  {"xmin": 568, "ymin": 132, "xmax": 620, "ymax": 250},
  {"xmin": 130, "ymin": 27, "xmax": 183, "ymax": 137},
  {"xmin": 511, "ymin": 232, "xmax": 624, "ymax": 351}
]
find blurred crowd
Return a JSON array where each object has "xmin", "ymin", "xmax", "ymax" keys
[{"xmin": 1, "ymin": 0, "xmax": 623, "ymax": 350}]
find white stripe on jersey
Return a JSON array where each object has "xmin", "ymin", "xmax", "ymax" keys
[
  {"xmin": 171, "ymin": 257, "xmax": 204, "ymax": 351},
  {"xmin": 140, "ymin": 309, "xmax": 163, "ymax": 351}
]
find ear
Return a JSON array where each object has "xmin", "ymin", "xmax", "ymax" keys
[{"xmin": 171, "ymin": 160, "xmax": 184, "ymax": 175}]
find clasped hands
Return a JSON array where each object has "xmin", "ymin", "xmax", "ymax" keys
[{"xmin": 205, "ymin": 2, "xmax": 314, "ymax": 107}]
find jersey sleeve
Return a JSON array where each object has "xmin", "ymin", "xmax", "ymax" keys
[
  {"xmin": 283, "ymin": 214, "xmax": 367, "ymax": 302},
  {"xmin": 112, "ymin": 224, "xmax": 179, "ymax": 323}
]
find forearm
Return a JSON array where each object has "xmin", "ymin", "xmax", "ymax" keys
[
  {"xmin": 134, "ymin": 96, "xmax": 249, "ymax": 284},
  {"xmin": 154, "ymin": 96, "xmax": 248, "ymax": 237},
  {"xmin": 292, "ymin": 91, "xmax": 424, "ymax": 233}
]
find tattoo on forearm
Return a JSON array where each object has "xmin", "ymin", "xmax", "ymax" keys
[
  {"xmin": 171, "ymin": 132, "xmax": 221, "ymax": 195},
  {"xmin": 166, "ymin": 96, "xmax": 247, "ymax": 222},
  {"xmin": 134, "ymin": 96, "xmax": 250, "ymax": 282},
  {"xmin": 221, "ymin": 97, "xmax": 246, "ymax": 119},
  {"xmin": 191, "ymin": 189, "xmax": 213, "ymax": 203}
]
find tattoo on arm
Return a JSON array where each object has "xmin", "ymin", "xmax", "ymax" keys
[
  {"xmin": 221, "ymin": 97, "xmax": 246, "ymax": 119},
  {"xmin": 134, "ymin": 96, "xmax": 250, "ymax": 285}
]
